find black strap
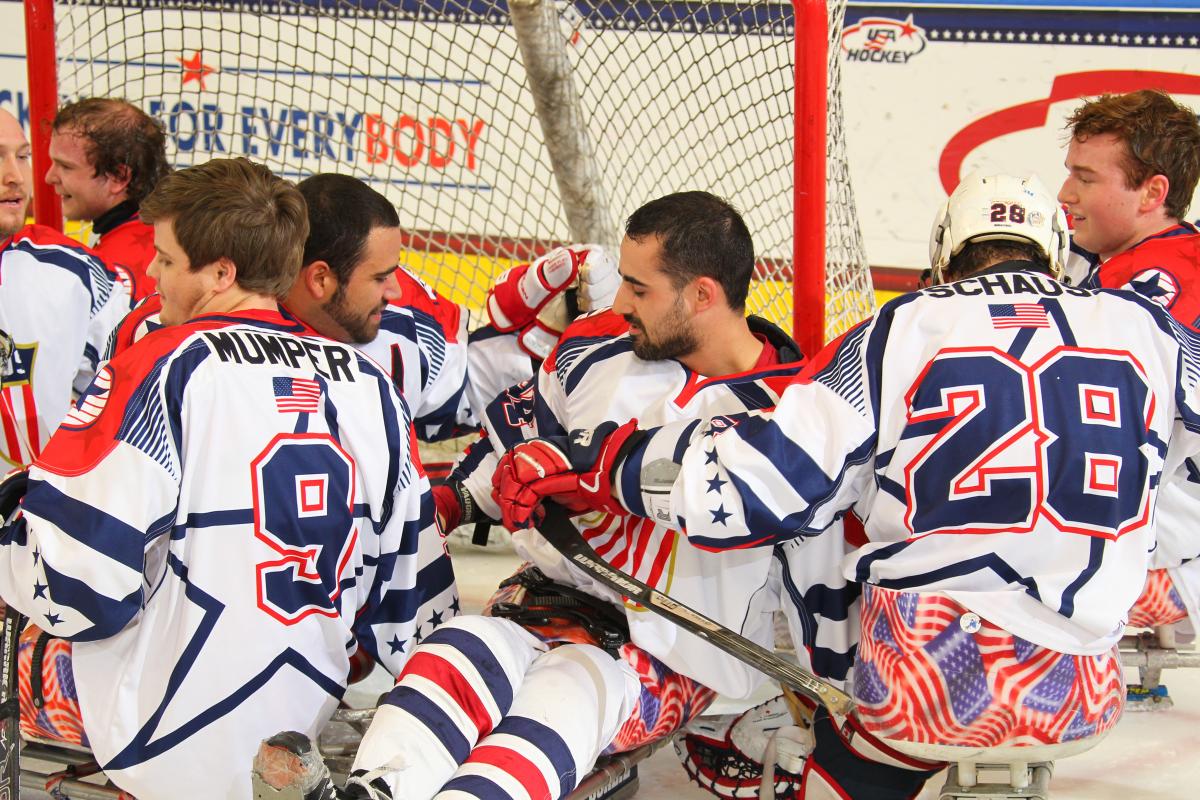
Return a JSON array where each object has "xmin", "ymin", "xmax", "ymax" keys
[
  {"xmin": 30, "ymin": 630, "xmax": 52, "ymax": 709},
  {"xmin": 491, "ymin": 566, "xmax": 630, "ymax": 656}
]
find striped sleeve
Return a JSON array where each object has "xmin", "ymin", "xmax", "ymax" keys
[{"xmin": 633, "ymin": 320, "xmax": 881, "ymax": 550}]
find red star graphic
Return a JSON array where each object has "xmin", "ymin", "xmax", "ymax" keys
[
  {"xmin": 898, "ymin": 14, "xmax": 919, "ymax": 38},
  {"xmin": 178, "ymin": 51, "xmax": 216, "ymax": 89}
]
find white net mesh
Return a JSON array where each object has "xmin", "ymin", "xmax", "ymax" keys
[{"xmin": 53, "ymin": 0, "xmax": 871, "ymax": 340}]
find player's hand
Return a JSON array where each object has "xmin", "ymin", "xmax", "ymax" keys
[
  {"xmin": 432, "ymin": 482, "xmax": 464, "ymax": 533},
  {"xmin": 492, "ymin": 420, "xmax": 643, "ymax": 530},
  {"xmin": 488, "ymin": 245, "xmax": 618, "ymax": 360},
  {"xmin": 487, "ymin": 246, "xmax": 584, "ymax": 333}
]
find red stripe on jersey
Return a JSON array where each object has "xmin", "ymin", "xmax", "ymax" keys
[
  {"xmin": 643, "ymin": 526, "xmax": 675, "ymax": 589},
  {"xmin": 22, "ymin": 384, "xmax": 39, "ymax": 458},
  {"xmin": 466, "ymin": 744, "xmax": 551, "ymax": 800},
  {"xmin": 399, "ymin": 651, "xmax": 495, "ymax": 739},
  {"xmin": 0, "ymin": 393, "xmax": 22, "ymax": 465}
]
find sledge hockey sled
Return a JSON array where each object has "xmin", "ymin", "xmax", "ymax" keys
[
  {"xmin": 876, "ymin": 733, "xmax": 1111, "ymax": 800},
  {"xmin": 1119, "ymin": 625, "xmax": 1200, "ymax": 711}
]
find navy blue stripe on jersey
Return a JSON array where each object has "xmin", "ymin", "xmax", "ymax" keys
[
  {"xmin": 490, "ymin": 715, "xmax": 577, "ymax": 795},
  {"xmin": 467, "ymin": 323, "xmax": 510, "ymax": 343},
  {"xmin": 415, "ymin": 388, "xmax": 470, "ymax": 442},
  {"xmin": 857, "ymin": 545, "xmax": 1041, "ymax": 599},
  {"xmin": 728, "ymin": 381, "xmax": 775, "ymax": 410},
  {"xmin": 173, "ymin": 509, "xmax": 256, "ymax": 538},
  {"xmin": 560, "ymin": 338, "xmax": 632, "ymax": 395},
  {"xmin": 811, "ymin": 322, "xmax": 870, "ymax": 416},
  {"xmin": 411, "ymin": 308, "xmax": 449, "ymax": 386},
  {"xmin": 11, "ymin": 239, "xmax": 105, "ymax": 305},
  {"xmin": 363, "ymin": 547, "xmax": 455, "ymax": 647},
  {"xmin": 1058, "ymin": 537, "xmax": 1104, "ymax": 619},
  {"xmin": 39, "ymin": 560, "xmax": 140, "ymax": 641},
  {"xmin": 105, "ymin": 552, "xmax": 343, "ymax": 770},
  {"xmin": 450, "ymin": 436, "xmax": 494, "ymax": 485},
  {"xmin": 83, "ymin": 342, "xmax": 100, "ymax": 373},
  {"xmin": 1043, "ymin": 299, "xmax": 1076, "ymax": 347},
  {"xmin": 24, "ymin": 481, "xmax": 143, "ymax": 574},
  {"xmin": 687, "ymin": 417, "xmax": 875, "ymax": 548}
]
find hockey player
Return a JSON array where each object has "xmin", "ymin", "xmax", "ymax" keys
[
  {"xmin": 301, "ymin": 190, "xmax": 857, "ymax": 800},
  {"xmin": 46, "ymin": 97, "xmax": 170, "ymax": 299},
  {"xmin": 0, "ymin": 158, "xmax": 457, "ymax": 800},
  {"xmin": 498, "ymin": 173, "xmax": 1200, "ymax": 797},
  {"xmin": 105, "ymin": 172, "xmax": 619, "ymax": 444},
  {"xmin": 0, "ymin": 107, "xmax": 130, "ymax": 467},
  {"xmin": 1058, "ymin": 90, "xmax": 1200, "ymax": 645}
]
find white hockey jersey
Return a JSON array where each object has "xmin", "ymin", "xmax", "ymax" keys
[
  {"xmin": 0, "ymin": 225, "xmax": 131, "ymax": 466},
  {"xmin": 631, "ymin": 264, "xmax": 1200, "ymax": 655},
  {"xmin": 106, "ymin": 269, "xmax": 496, "ymax": 443},
  {"xmin": 0, "ymin": 309, "xmax": 458, "ymax": 799},
  {"xmin": 356, "ymin": 268, "xmax": 475, "ymax": 441},
  {"xmin": 464, "ymin": 310, "xmax": 858, "ymax": 699}
]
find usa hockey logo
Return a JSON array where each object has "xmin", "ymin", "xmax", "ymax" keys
[{"xmin": 842, "ymin": 15, "xmax": 927, "ymax": 64}]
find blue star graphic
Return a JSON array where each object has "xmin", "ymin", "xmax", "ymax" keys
[
  {"xmin": 450, "ymin": 596, "xmax": 461, "ymax": 614},
  {"xmin": 45, "ymin": 612, "xmax": 61, "ymax": 626},
  {"xmin": 1130, "ymin": 273, "xmax": 1170, "ymax": 300},
  {"xmin": 710, "ymin": 505, "xmax": 732, "ymax": 526},
  {"xmin": 706, "ymin": 475, "xmax": 726, "ymax": 494},
  {"xmin": 388, "ymin": 635, "xmax": 406, "ymax": 655},
  {"xmin": 33, "ymin": 581, "xmax": 47, "ymax": 599},
  {"xmin": 413, "ymin": 625, "xmax": 424, "ymax": 644},
  {"xmin": 428, "ymin": 609, "xmax": 444, "ymax": 627},
  {"xmin": 32, "ymin": 548, "xmax": 39, "ymax": 566},
  {"xmin": 705, "ymin": 449, "xmax": 719, "ymax": 464}
]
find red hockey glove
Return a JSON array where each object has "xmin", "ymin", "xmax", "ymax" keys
[
  {"xmin": 492, "ymin": 419, "xmax": 643, "ymax": 530},
  {"xmin": 432, "ymin": 480, "xmax": 484, "ymax": 533},
  {"xmin": 486, "ymin": 246, "xmax": 583, "ymax": 332}
]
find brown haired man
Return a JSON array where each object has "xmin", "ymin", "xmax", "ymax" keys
[
  {"xmin": 1059, "ymin": 89, "xmax": 1200, "ymax": 694},
  {"xmin": 47, "ymin": 97, "xmax": 170, "ymax": 298},
  {"xmin": 0, "ymin": 157, "xmax": 457, "ymax": 799}
]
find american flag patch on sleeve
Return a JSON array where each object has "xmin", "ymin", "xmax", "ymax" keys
[
  {"xmin": 273, "ymin": 377, "xmax": 321, "ymax": 413},
  {"xmin": 989, "ymin": 303, "xmax": 1049, "ymax": 329}
]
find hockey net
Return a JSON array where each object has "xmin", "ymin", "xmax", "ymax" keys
[{"xmin": 49, "ymin": 0, "xmax": 873, "ymax": 345}]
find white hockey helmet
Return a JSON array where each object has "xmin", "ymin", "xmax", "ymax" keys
[{"xmin": 928, "ymin": 173, "xmax": 1069, "ymax": 283}]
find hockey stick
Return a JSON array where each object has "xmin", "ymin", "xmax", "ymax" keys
[
  {"xmin": 537, "ymin": 502, "xmax": 854, "ymax": 718},
  {"xmin": 0, "ymin": 606, "xmax": 22, "ymax": 799}
]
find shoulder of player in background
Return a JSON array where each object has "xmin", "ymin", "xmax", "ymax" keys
[
  {"xmin": 389, "ymin": 266, "xmax": 462, "ymax": 342},
  {"xmin": 541, "ymin": 307, "xmax": 630, "ymax": 373}
]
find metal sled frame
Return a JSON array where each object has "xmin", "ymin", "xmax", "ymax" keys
[
  {"xmin": 1119, "ymin": 626, "xmax": 1200, "ymax": 711},
  {"xmin": 881, "ymin": 734, "xmax": 1108, "ymax": 800}
]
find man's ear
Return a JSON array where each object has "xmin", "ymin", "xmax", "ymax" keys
[
  {"xmin": 300, "ymin": 260, "xmax": 338, "ymax": 301},
  {"xmin": 108, "ymin": 164, "xmax": 133, "ymax": 197},
  {"xmin": 212, "ymin": 257, "xmax": 239, "ymax": 292},
  {"xmin": 691, "ymin": 275, "xmax": 723, "ymax": 312},
  {"xmin": 1141, "ymin": 174, "xmax": 1170, "ymax": 216}
]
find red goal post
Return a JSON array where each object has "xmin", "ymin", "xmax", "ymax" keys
[{"xmin": 23, "ymin": 0, "xmax": 873, "ymax": 355}]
